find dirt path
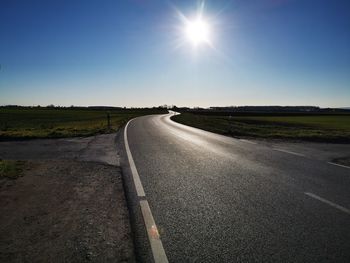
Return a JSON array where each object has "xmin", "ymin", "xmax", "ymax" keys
[{"xmin": 0, "ymin": 134, "xmax": 135, "ymax": 262}]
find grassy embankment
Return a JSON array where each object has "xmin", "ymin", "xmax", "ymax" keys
[
  {"xmin": 0, "ymin": 107, "xmax": 167, "ymax": 140},
  {"xmin": 172, "ymin": 113, "xmax": 350, "ymax": 143}
]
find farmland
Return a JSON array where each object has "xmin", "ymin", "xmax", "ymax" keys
[
  {"xmin": 0, "ymin": 107, "xmax": 167, "ymax": 140},
  {"xmin": 172, "ymin": 112, "xmax": 350, "ymax": 143}
]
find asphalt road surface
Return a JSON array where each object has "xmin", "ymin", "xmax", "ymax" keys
[{"xmin": 125, "ymin": 113, "xmax": 350, "ymax": 262}]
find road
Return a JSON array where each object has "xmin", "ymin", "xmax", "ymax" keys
[{"xmin": 124, "ymin": 113, "xmax": 350, "ymax": 262}]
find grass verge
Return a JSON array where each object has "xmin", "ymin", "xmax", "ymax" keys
[
  {"xmin": 0, "ymin": 107, "xmax": 167, "ymax": 140},
  {"xmin": 172, "ymin": 113, "xmax": 350, "ymax": 143}
]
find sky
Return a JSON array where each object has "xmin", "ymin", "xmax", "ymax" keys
[{"xmin": 0, "ymin": 0, "xmax": 349, "ymax": 107}]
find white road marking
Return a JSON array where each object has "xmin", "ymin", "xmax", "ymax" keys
[
  {"xmin": 124, "ymin": 119, "xmax": 169, "ymax": 263},
  {"xmin": 124, "ymin": 120, "xmax": 145, "ymax": 197},
  {"xmin": 273, "ymin": 148, "xmax": 305, "ymax": 157},
  {"xmin": 140, "ymin": 200, "xmax": 169, "ymax": 263},
  {"xmin": 305, "ymin": 192, "xmax": 350, "ymax": 215},
  {"xmin": 239, "ymin": 139, "xmax": 257, "ymax": 145},
  {"xmin": 328, "ymin": 162, "xmax": 350, "ymax": 169}
]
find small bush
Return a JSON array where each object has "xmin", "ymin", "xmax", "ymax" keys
[{"xmin": 0, "ymin": 160, "xmax": 26, "ymax": 179}]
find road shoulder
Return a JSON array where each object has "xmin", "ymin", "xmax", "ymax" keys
[{"xmin": 0, "ymin": 134, "xmax": 135, "ymax": 262}]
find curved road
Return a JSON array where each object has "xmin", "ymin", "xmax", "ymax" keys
[{"xmin": 125, "ymin": 113, "xmax": 350, "ymax": 262}]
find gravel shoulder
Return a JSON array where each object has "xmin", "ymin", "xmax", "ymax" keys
[{"xmin": 0, "ymin": 134, "xmax": 135, "ymax": 262}]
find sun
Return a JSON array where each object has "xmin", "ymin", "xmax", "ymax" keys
[
  {"xmin": 173, "ymin": 1, "xmax": 216, "ymax": 51},
  {"xmin": 185, "ymin": 18, "xmax": 211, "ymax": 47}
]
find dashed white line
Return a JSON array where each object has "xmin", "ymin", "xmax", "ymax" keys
[
  {"xmin": 273, "ymin": 148, "xmax": 305, "ymax": 157},
  {"xmin": 124, "ymin": 119, "xmax": 169, "ymax": 263},
  {"xmin": 328, "ymin": 162, "xmax": 350, "ymax": 169},
  {"xmin": 305, "ymin": 192, "xmax": 350, "ymax": 215}
]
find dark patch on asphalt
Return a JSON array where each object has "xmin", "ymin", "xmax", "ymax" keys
[{"xmin": 332, "ymin": 156, "xmax": 350, "ymax": 167}]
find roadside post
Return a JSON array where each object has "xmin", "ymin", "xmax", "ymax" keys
[{"xmin": 107, "ymin": 112, "xmax": 111, "ymax": 130}]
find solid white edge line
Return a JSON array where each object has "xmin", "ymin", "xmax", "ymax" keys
[
  {"xmin": 140, "ymin": 200, "xmax": 169, "ymax": 263},
  {"xmin": 304, "ymin": 192, "xmax": 350, "ymax": 215},
  {"xmin": 328, "ymin": 162, "xmax": 350, "ymax": 169},
  {"xmin": 273, "ymin": 148, "xmax": 305, "ymax": 157},
  {"xmin": 124, "ymin": 118, "xmax": 169, "ymax": 263},
  {"xmin": 124, "ymin": 119, "xmax": 146, "ymax": 197}
]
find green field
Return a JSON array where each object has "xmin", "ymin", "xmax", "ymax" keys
[
  {"xmin": 172, "ymin": 113, "xmax": 350, "ymax": 143},
  {"xmin": 0, "ymin": 107, "xmax": 167, "ymax": 140}
]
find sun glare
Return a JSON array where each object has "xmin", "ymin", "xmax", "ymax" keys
[
  {"xmin": 185, "ymin": 18, "xmax": 211, "ymax": 47},
  {"xmin": 174, "ymin": 1, "xmax": 216, "ymax": 51}
]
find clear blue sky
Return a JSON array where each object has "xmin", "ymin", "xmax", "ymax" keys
[{"xmin": 1, "ymin": 0, "xmax": 349, "ymax": 107}]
